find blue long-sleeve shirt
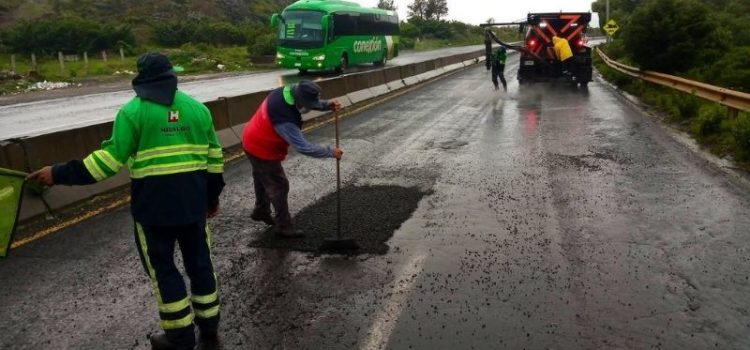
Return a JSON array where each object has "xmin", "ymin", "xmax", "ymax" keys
[{"xmin": 274, "ymin": 123, "xmax": 334, "ymax": 158}]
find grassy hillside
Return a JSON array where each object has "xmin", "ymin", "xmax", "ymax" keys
[{"xmin": 0, "ymin": 0, "xmax": 294, "ymax": 28}]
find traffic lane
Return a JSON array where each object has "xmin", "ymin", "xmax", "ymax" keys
[
  {"xmin": 0, "ymin": 45, "xmax": 483, "ymax": 140},
  {"xmin": 0, "ymin": 60, "xmax": 495, "ymax": 349},
  {"xmin": 208, "ymin": 60, "xmax": 750, "ymax": 349},
  {"xmin": 1, "ymin": 59, "xmax": 749, "ymax": 350},
  {"xmin": 377, "ymin": 70, "xmax": 750, "ymax": 348},
  {"xmin": 0, "ymin": 60, "xmax": 486, "ymax": 349}
]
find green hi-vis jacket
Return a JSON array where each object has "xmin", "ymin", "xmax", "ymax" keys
[
  {"xmin": 493, "ymin": 49, "xmax": 507, "ymax": 65},
  {"xmin": 52, "ymin": 91, "xmax": 226, "ymax": 226}
]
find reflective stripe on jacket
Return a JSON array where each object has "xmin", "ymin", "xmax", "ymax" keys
[{"xmin": 53, "ymin": 90, "xmax": 226, "ymax": 226}]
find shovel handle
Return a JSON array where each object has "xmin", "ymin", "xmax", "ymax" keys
[{"xmin": 335, "ymin": 111, "xmax": 341, "ymax": 238}]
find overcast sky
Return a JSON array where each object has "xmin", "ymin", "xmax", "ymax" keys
[{"xmin": 358, "ymin": 0, "xmax": 601, "ymax": 27}]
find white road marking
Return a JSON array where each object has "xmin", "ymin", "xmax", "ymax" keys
[{"xmin": 360, "ymin": 251, "xmax": 427, "ymax": 350}]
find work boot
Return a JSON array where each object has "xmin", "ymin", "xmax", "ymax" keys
[
  {"xmin": 250, "ymin": 210, "xmax": 275, "ymax": 225},
  {"xmin": 149, "ymin": 333, "xmax": 194, "ymax": 350},
  {"xmin": 275, "ymin": 225, "xmax": 305, "ymax": 238},
  {"xmin": 197, "ymin": 332, "xmax": 222, "ymax": 350}
]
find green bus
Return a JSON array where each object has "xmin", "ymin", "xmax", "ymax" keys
[{"xmin": 271, "ymin": 0, "xmax": 400, "ymax": 73}]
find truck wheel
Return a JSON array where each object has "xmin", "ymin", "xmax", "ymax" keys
[{"xmin": 580, "ymin": 81, "xmax": 589, "ymax": 89}]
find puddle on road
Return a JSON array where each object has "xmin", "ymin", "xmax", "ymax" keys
[{"xmin": 248, "ymin": 185, "xmax": 428, "ymax": 255}]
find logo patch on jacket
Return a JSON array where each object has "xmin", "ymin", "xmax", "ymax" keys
[{"xmin": 168, "ymin": 110, "xmax": 180, "ymax": 123}]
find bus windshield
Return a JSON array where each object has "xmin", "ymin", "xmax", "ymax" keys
[{"xmin": 279, "ymin": 10, "xmax": 324, "ymax": 49}]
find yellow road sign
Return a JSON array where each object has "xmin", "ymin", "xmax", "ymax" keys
[{"xmin": 604, "ymin": 19, "xmax": 619, "ymax": 36}]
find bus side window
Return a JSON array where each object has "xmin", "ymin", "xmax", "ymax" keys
[
  {"xmin": 327, "ymin": 16, "xmax": 336, "ymax": 43},
  {"xmin": 333, "ymin": 13, "xmax": 358, "ymax": 36},
  {"xmin": 360, "ymin": 13, "xmax": 375, "ymax": 34}
]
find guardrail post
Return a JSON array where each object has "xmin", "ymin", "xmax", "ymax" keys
[
  {"xmin": 729, "ymin": 107, "xmax": 739, "ymax": 119},
  {"xmin": 58, "ymin": 51, "xmax": 65, "ymax": 75}
]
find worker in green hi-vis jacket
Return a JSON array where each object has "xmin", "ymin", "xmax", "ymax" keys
[
  {"xmin": 491, "ymin": 46, "xmax": 508, "ymax": 92},
  {"xmin": 27, "ymin": 52, "xmax": 225, "ymax": 350}
]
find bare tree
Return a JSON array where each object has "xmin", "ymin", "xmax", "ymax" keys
[{"xmin": 377, "ymin": 0, "xmax": 396, "ymax": 11}]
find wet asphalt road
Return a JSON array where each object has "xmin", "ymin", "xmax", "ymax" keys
[
  {"xmin": 2, "ymin": 55, "xmax": 750, "ymax": 350},
  {"xmin": 0, "ymin": 46, "xmax": 482, "ymax": 140}
]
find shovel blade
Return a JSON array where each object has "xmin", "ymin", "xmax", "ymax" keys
[{"xmin": 319, "ymin": 237, "xmax": 359, "ymax": 252}]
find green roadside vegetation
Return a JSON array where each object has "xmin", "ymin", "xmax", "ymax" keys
[
  {"xmin": 0, "ymin": 45, "xmax": 265, "ymax": 95},
  {"xmin": 591, "ymin": 0, "xmax": 750, "ymax": 165},
  {"xmin": 400, "ymin": 20, "xmax": 522, "ymax": 51},
  {"xmin": 396, "ymin": 0, "xmax": 523, "ymax": 51},
  {"xmin": 0, "ymin": 1, "xmax": 290, "ymax": 95}
]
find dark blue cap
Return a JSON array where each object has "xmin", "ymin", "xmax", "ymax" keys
[{"xmin": 292, "ymin": 80, "xmax": 327, "ymax": 110}]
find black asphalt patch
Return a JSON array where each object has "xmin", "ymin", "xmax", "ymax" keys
[{"xmin": 248, "ymin": 185, "xmax": 427, "ymax": 255}]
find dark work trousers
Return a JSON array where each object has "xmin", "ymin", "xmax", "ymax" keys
[
  {"xmin": 134, "ymin": 220, "xmax": 220, "ymax": 347},
  {"xmin": 247, "ymin": 153, "xmax": 293, "ymax": 229},
  {"xmin": 492, "ymin": 62, "xmax": 507, "ymax": 91}
]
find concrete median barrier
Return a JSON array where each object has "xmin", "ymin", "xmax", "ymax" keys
[
  {"xmin": 382, "ymin": 66, "xmax": 402, "ymax": 84},
  {"xmin": 342, "ymin": 73, "xmax": 372, "ymax": 92},
  {"xmin": 364, "ymin": 69, "xmax": 387, "ymax": 88},
  {"xmin": 2, "ymin": 47, "xmax": 485, "ymax": 226},
  {"xmin": 370, "ymin": 84, "xmax": 390, "ymax": 96},
  {"xmin": 224, "ymin": 91, "xmax": 271, "ymax": 148},
  {"xmin": 399, "ymin": 63, "xmax": 418, "ymax": 80},
  {"xmin": 402, "ymin": 75, "xmax": 421, "ymax": 86},
  {"xmin": 316, "ymin": 78, "xmax": 348, "ymax": 100},
  {"xmin": 0, "ymin": 141, "xmax": 26, "ymax": 173},
  {"xmin": 20, "ymin": 122, "xmax": 114, "ymax": 171},
  {"xmin": 444, "ymin": 63, "xmax": 464, "ymax": 72},
  {"xmin": 386, "ymin": 79, "xmax": 406, "ymax": 91},
  {"xmin": 204, "ymin": 99, "xmax": 231, "ymax": 131},
  {"xmin": 347, "ymin": 88, "xmax": 376, "ymax": 105}
]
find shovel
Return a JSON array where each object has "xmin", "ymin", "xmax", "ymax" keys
[{"xmin": 319, "ymin": 110, "xmax": 359, "ymax": 252}]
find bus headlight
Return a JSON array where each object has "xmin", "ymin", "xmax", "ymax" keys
[
  {"xmin": 276, "ymin": 52, "xmax": 285, "ymax": 59},
  {"xmin": 312, "ymin": 54, "xmax": 326, "ymax": 61}
]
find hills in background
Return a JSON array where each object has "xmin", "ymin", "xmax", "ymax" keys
[{"xmin": 0, "ymin": 0, "xmax": 295, "ymax": 29}]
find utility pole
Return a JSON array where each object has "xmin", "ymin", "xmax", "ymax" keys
[
  {"xmin": 606, "ymin": 0, "xmax": 611, "ymax": 43},
  {"xmin": 606, "ymin": 0, "xmax": 610, "ymax": 22}
]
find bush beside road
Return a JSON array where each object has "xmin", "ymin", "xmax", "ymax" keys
[{"xmin": 593, "ymin": 46, "xmax": 750, "ymax": 168}]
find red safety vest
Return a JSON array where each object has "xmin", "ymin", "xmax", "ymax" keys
[{"xmin": 242, "ymin": 98, "xmax": 290, "ymax": 161}]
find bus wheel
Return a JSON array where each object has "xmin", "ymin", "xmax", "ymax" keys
[
  {"xmin": 336, "ymin": 55, "xmax": 348, "ymax": 74},
  {"xmin": 374, "ymin": 50, "xmax": 387, "ymax": 66}
]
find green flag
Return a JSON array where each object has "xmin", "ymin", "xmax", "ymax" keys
[{"xmin": 0, "ymin": 168, "xmax": 26, "ymax": 258}]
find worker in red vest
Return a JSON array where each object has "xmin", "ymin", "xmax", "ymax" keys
[{"xmin": 242, "ymin": 81, "xmax": 343, "ymax": 238}]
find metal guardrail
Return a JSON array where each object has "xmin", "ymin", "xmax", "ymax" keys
[{"xmin": 596, "ymin": 47, "xmax": 750, "ymax": 114}]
